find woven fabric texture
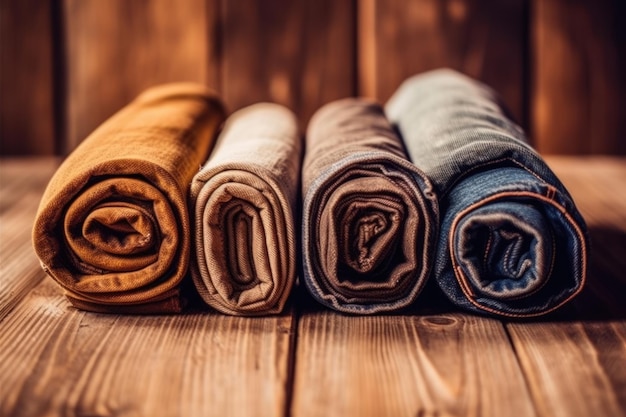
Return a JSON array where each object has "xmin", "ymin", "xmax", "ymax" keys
[{"xmin": 32, "ymin": 83, "xmax": 226, "ymax": 313}]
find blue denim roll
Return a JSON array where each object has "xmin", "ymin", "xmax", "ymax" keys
[{"xmin": 386, "ymin": 69, "xmax": 588, "ymax": 317}]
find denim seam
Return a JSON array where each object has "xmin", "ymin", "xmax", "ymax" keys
[{"xmin": 450, "ymin": 190, "xmax": 588, "ymax": 318}]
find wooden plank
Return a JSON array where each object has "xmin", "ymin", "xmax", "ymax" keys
[
  {"xmin": 507, "ymin": 156, "xmax": 626, "ymax": 417},
  {"xmin": 63, "ymin": 0, "xmax": 218, "ymax": 152},
  {"xmin": 532, "ymin": 0, "xmax": 626, "ymax": 155},
  {"xmin": 291, "ymin": 310, "xmax": 535, "ymax": 417},
  {"xmin": 359, "ymin": 0, "xmax": 526, "ymax": 125},
  {"xmin": 0, "ymin": 0, "xmax": 55, "ymax": 155},
  {"xmin": 357, "ymin": 0, "xmax": 377, "ymax": 99},
  {"xmin": 220, "ymin": 0, "xmax": 355, "ymax": 125},
  {"xmin": 0, "ymin": 278, "xmax": 295, "ymax": 417},
  {"xmin": 508, "ymin": 322, "xmax": 626, "ymax": 417},
  {"xmin": 0, "ymin": 158, "xmax": 59, "ymax": 320}
]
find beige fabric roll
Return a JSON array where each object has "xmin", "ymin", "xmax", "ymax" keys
[{"xmin": 190, "ymin": 103, "xmax": 302, "ymax": 315}]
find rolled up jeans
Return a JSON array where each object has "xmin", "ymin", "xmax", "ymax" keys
[
  {"xmin": 302, "ymin": 98, "xmax": 438, "ymax": 314},
  {"xmin": 386, "ymin": 69, "xmax": 588, "ymax": 317}
]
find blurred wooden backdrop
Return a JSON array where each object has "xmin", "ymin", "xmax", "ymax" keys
[{"xmin": 1, "ymin": 0, "xmax": 625, "ymax": 156}]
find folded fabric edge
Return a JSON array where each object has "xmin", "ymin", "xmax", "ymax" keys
[
  {"xmin": 190, "ymin": 166, "xmax": 296, "ymax": 316},
  {"xmin": 301, "ymin": 151, "xmax": 439, "ymax": 314}
]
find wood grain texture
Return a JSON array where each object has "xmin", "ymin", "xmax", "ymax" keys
[
  {"xmin": 0, "ymin": 278, "xmax": 295, "ymax": 417},
  {"xmin": 63, "ymin": 0, "xmax": 217, "ymax": 153},
  {"xmin": 0, "ymin": 158, "xmax": 59, "ymax": 320},
  {"xmin": 508, "ymin": 321, "xmax": 626, "ymax": 417},
  {"xmin": 220, "ymin": 0, "xmax": 355, "ymax": 125},
  {"xmin": 359, "ymin": 0, "xmax": 526, "ymax": 125},
  {"xmin": 532, "ymin": 0, "xmax": 626, "ymax": 154},
  {"xmin": 291, "ymin": 311, "xmax": 535, "ymax": 417},
  {"xmin": 0, "ymin": 0, "xmax": 55, "ymax": 155}
]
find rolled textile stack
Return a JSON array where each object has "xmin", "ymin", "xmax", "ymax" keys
[
  {"xmin": 386, "ymin": 69, "xmax": 588, "ymax": 317},
  {"xmin": 190, "ymin": 103, "xmax": 301, "ymax": 315},
  {"xmin": 302, "ymin": 98, "xmax": 439, "ymax": 314},
  {"xmin": 32, "ymin": 84, "xmax": 226, "ymax": 313}
]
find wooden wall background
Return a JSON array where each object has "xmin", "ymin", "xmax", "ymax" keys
[{"xmin": 1, "ymin": 0, "xmax": 625, "ymax": 156}]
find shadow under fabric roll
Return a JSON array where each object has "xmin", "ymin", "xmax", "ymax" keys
[
  {"xmin": 32, "ymin": 84, "xmax": 226, "ymax": 313},
  {"xmin": 386, "ymin": 69, "xmax": 588, "ymax": 318},
  {"xmin": 190, "ymin": 104, "xmax": 301, "ymax": 315},
  {"xmin": 302, "ymin": 98, "xmax": 438, "ymax": 314}
]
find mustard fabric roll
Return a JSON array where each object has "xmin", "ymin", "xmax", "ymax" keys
[
  {"xmin": 32, "ymin": 84, "xmax": 226, "ymax": 313},
  {"xmin": 190, "ymin": 103, "xmax": 301, "ymax": 315}
]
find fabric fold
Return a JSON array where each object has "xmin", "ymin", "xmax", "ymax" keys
[
  {"xmin": 32, "ymin": 83, "xmax": 226, "ymax": 313},
  {"xmin": 190, "ymin": 103, "xmax": 301, "ymax": 315},
  {"xmin": 302, "ymin": 98, "xmax": 439, "ymax": 314},
  {"xmin": 386, "ymin": 69, "xmax": 588, "ymax": 317}
]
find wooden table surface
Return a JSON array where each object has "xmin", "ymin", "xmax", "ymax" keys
[{"xmin": 1, "ymin": 156, "xmax": 625, "ymax": 417}]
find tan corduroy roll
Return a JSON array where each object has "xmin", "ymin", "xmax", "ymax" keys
[
  {"xmin": 302, "ymin": 98, "xmax": 439, "ymax": 314},
  {"xmin": 32, "ymin": 84, "xmax": 226, "ymax": 313},
  {"xmin": 190, "ymin": 103, "xmax": 301, "ymax": 315}
]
